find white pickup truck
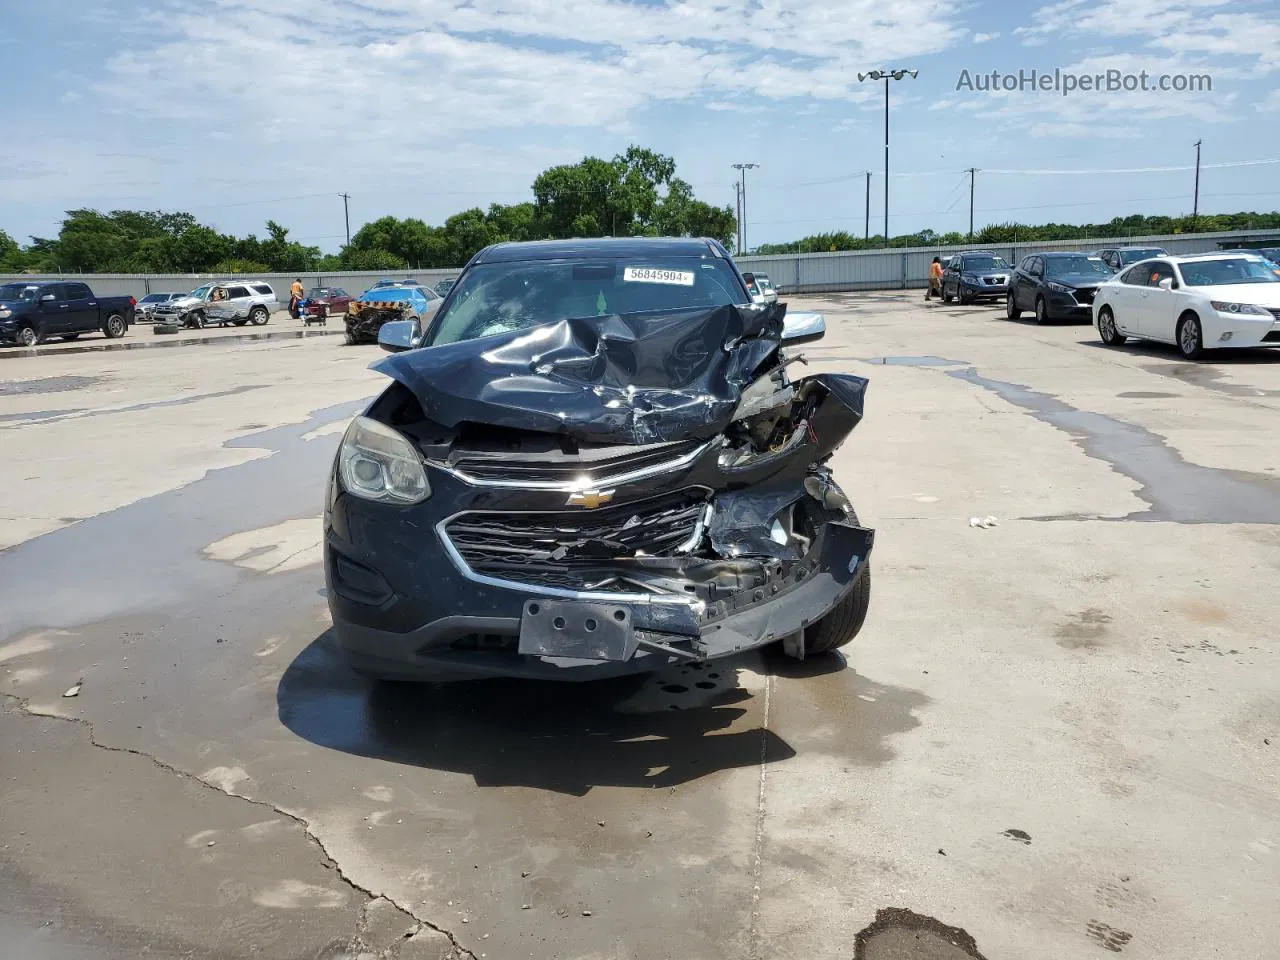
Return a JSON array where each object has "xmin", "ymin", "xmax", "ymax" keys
[{"xmin": 153, "ymin": 281, "xmax": 279, "ymax": 328}]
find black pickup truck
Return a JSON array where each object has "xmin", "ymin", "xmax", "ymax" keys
[{"xmin": 0, "ymin": 281, "xmax": 136, "ymax": 346}]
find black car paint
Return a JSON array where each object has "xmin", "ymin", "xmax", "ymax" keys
[
  {"xmin": 941, "ymin": 253, "xmax": 1010, "ymax": 303},
  {"xmin": 323, "ymin": 237, "xmax": 873, "ymax": 681},
  {"xmin": 1008, "ymin": 253, "xmax": 1109, "ymax": 322},
  {"xmin": 0, "ymin": 281, "xmax": 135, "ymax": 345}
]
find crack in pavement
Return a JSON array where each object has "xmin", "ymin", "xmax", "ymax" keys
[
  {"xmin": 746, "ymin": 668, "xmax": 774, "ymax": 960},
  {"xmin": 0, "ymin": 689, "xmax": 477, "ymax": 960}
]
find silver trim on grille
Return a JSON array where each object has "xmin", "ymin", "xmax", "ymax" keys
[
  {"xmin": 435, "ymin": 513, "xmax": 705, "ymax": 610},
  {"xmin": 428, "ymin": 439, "xmax": 716, "ymax": 491}
]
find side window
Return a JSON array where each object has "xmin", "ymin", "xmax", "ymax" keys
[
  {"xmin": 1019, "ymin": 256, "xmax": 1034, "ymax": 272},
  {"xmin": 1030, "ymin": 257, "xmax": 1044, "ymax": 277},
  {"xmin": 1146, "ymin": 262, "xmax": 1176, "ymax": 288},
  {"xmin": 252, "ymin": 284, "xmax": 274, "ymax": 296},
  {"xmin": 228, "ymin": 286, "xmax": 251, "ymax": 298},
  {"xmin": 40, "ymin": 285, "xmax": 66, "ymax": 301},
  {"xmin": 65, "ymin": 282, "xmax": 91, "ymax": 300},
  {"xmin": 333, "ymin": 288, "xmax": 347, "ymax": 297},
  {"xmin": 1120, "ymin": 266, "xmax": 1147, "ymax": 285}
]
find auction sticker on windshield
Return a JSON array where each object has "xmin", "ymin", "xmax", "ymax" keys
[{"xmin": 623, "ymin": 267, "xmax": 695, "ymax": 286}]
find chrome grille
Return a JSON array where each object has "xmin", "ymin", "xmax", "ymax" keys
[{"xmin": 452, "ymin": 438, "xmax": 705, "ymax": 484}]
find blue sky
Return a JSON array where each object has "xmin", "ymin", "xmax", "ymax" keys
[{"xmin": 3, "ymin": 0, "xmax": 1279, "ymax": 253}]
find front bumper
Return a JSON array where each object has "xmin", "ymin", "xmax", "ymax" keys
[
  {"xmin": 1045, "ymin": 290, "xmax": 1095, "ymax": 320},
  {"xmin": 1202, "ymin": 310, "xmax": 1280, "ymax": 349},
  {"xmin": 960, "ymin": 281, "xmax": 1008, "ymax": 300}
]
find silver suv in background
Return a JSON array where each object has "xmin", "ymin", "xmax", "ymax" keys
[
  {"xmin": 153, "ymin": 281, "xmax": 279, "ymax": 328},
  {"xmin": 135, "ymin": 292, "xmax": 185, "ymax": 321}
]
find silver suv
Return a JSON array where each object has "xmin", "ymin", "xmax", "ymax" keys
[{"xmin": 154, "ymin": 281, "xmax": 279, "ymax": 328}]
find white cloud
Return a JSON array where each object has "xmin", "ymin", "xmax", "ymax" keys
[
  {"xmin": 971, "ymin": 32, "xmax": 997, "ymax": 44},
  {"xmin": 1257, "ymin": 89, "xmax": 1280, "ymax": 113}
]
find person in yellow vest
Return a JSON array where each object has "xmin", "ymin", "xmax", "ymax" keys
[
  {"xmin": 289, "ymin": 278, "xmax": 304, "ymax": 319},
  {"xmin": 926, "ymin": 257, "xmax": 944, "ymax": 300}
]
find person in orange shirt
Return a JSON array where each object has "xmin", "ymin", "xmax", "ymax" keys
[
  {"xmin": 926, "ymin": 257, "xmax": 944, "ymax": 300},
  {"xmin": 289, "ymin": 278, "xmax": 304, "ymax": 319}
]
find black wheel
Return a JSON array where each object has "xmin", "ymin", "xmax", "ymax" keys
[
  {"xmin": 103, "ymin": 313, "xmax": 126, "ymax": 338},
  {"xmin": 1005, "ymin": 292, "xmax": 1021, "ymax": 320},
  {"xmin": 249, "ymin": 306, "xmax": 269, "ymax": 326},
  {"xmin": 942, "ymin": 283, "xmax": 953, "ymax": 303},
  {"xmin": 345, "ymin": 328, "xmax": 359, "ymax": 345},
  {"xmin": 1097, "ymin": 306, "xmax": 1126, "ymax": 346},
  {"xmin": 1034, "ymin": 297, "xmax": 1049, "ymax": 325},
  {"xmin": 1177, "ymin": 313, "xmax": 1205, "ymax": 360},
  {"xmin": 188, "ymin": 310, "xmax": 206, "ymax": 329},
  {"xmin": 957, "ymin": 287, "xmax": 970, "ymax": 305},
  {"xmin": 17, "ymin": 325, "xmax": 41, "ymax": 347},
  {"xmin": 804, "ymin": 563, "xmax": 871, "ymax": 656},
  {"xmin": 61, "ymin": 333, "xmax": 81, "ymax": 341}
]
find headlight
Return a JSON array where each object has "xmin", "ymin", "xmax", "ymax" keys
[
  {"xmin": 1046, "ymin": 282, "xmax": 1074, "ymax": 293},
  {"xmin": 1209, "ymin": 300, "xmax": 1269, "ymax": 315},
  {"xmin": 338, "ymin": 416, "xmax": 430, "ymax": 504},
  {"xmin": 961, "ymin": 273, "xmax": 977, "ymax": 283},
  {"xmin": 0, "ymin": 307, "xmax": 10, "ymax": 318}
]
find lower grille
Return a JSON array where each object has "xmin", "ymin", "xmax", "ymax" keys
[
  {"xmin": 444, "ymin": 490, "xmax": 708, "ymax": 573},
  {"xmin": 1268, "ymin": 308, "xmax": 1280, "ymax": 321},
  {"xmin": 1074, "ymin": 287, "xmax": 1097, "ymax": 305},
  {"xmin": 452, "ymin": 438, "xmax": 706, "ymax": 484},
  {"xmin": 1263, "ymin": 330, "xmax": 1280, "ymax": 343}
]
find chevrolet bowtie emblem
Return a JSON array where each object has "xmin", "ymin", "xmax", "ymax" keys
[{"xmin": 567, "ymin": 489, "xmax": 615, "ymax": 509}]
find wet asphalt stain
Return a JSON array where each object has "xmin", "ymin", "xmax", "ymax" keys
[
  {"xmin": 862, "ymin": 356, "xmax": 969, "ymax": 367},
  {"xmin": 0, "ymin": 385, "xmax": 271, "ymax": 428},
  {"xmin": 1001, "ymin": 828, "xmax": 1032, "ymax": 845},
  {"xmin": 947, "ymin": 367, "xmax": 1280, "ymax": 523},
  {"xmin": 0, "ymin": 407, "xmax": 85, "ymax": 423},
  {"xmin": 0, "ymin": 375, "xmax": 104, "ymax": 395},
  {"xmin": 1142, "ymin": 361, "xmax": 1280, "ymax": 399},
  {"xmin": 1086, "ymin": 920, "xmax": 1134, "ymax": 953},
  {"xmin": 854, "ymin": 908, "xmax": 989, "ymax": 960},
  {"xmin": 1055, "ymin": 609, "xmax": 1113, "ymax": 651},
  {"xmin": 0, "ymin": 397, "xmax": 370, "ymax": 643},
  {"xmin": 277, "ymin": 636, "xmax": 794, "ymax": 795},
  {"xmin": 1116, "ymin": 391, "xmax": 1179, "ymax": 399},
  {"xmin": 0, "ymin": 327, "xmax": 343, "ymax": 360}
]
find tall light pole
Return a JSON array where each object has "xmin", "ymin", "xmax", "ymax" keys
[
  {"xmin": 339, "ymin": 193, "xmax": 351, "ymax": 247},
  {"xmin": 1192, "ymin": 139, "xmax": 1202, "ymax": 223},
  {"xmin": 732, "ymin": 162, "xmax": 759, "ymax": 254},
  {"xmin": 857, "ymin": 69, "xmax": 917, "ymax": 246}
]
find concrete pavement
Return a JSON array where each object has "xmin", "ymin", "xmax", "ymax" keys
[{"xmin": 1, "ymin": 292, "xmax": 1277, "ymax": 959}]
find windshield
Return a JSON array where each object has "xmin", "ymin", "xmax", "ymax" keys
[
  {"xmin": 0, "ymin": 283, "xmax": 39, "ymax": 302},
  {"xmin": 1119, "ymin": 248, "xmax": 1166, "ymax": 264},
  {"xmin": 1179, "ymin": 258, "xmax": 1280, "ymax": 286},
  {"xmin": 139, "ymin": 293, "xmax": 168, "ymax": 303},
  {"xmin": 1046, "ymin": 256, "xmax": 1112, "ymax": 279},
  {"xmin": 426, "ymin": 256, "xmax": 747, "ymax": 347},
  {"xmin": 308, "ymin": 288, "xmax": 330, "ymax": 298},
  {"xmin": 188, "ymin": 285, "xmax": 211, "ymax": 299},
  {"xmin": 962, "ymin": 256, "xmax": 1009, "ymax": 271}
]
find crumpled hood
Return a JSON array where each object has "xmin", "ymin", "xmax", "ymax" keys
[{"xmin": 373, "ymin": 303, "xmax": 789, "ymax": 444}]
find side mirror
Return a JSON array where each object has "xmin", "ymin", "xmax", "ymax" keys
[
  {"xmin": 781, "ymin": 311, "xmax": 825, "ymax": 346},
  {"xmin": 40, "ymin": 294, "xmax": 56, "ymax": 302},
  {"xmin": 1158, "ymin": 277, "xmax": 1175, "ymax": 291},
  {"xmin": 378, "ymin": 319, "xmax": 421, "ymax": 353}
]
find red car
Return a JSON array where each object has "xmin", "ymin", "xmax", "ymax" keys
[{"xmin": 302, "ymin": 287, "xmax": 354, "ymax": 324}]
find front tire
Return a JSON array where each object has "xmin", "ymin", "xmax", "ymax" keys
[
  {"xmin": 187, "ymin": 310, "xmax": 206, "ymax": 329},
  {"xmin": 1034, "ymin": 297, "xmax": 1049, "ymax": 325},
  {"xmin": 249, "ymin": 306, "xmax": 269, "ymax": 326},
  {"xmin": 1097, "ymin": 306, "xmax": 1126, "ymax": 346},
  {"xmin": 1006, "ymin": 293, "xmax": 1021, "ymax": 320},
  {"xmin": 17, "ymin": 325, "xmax": 41, "ymax": 347},
  {"xmin": 942, "ymin": 284, "xmax": 953, "ymax": 304},
  {"xmin": 804, "ymin": 564, "xmax": 871, "ymax": 656},
  {"xmin": 1177, "ymin": 313, "xmax": 1205, "ymax": 360},
  {"xmin": 103, "ymin": 313, "xmax": 126, "ymax": 338}
]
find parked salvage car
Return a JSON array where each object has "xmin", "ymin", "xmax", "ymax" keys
[
  {"xmin": 153, "ymin": 281, "xmax": 278, "ymax": 328},
  {"xmin": 941, "ymin": 252, "xmax": 1011, "ymax": 304},
  {"xmin": 1093, "ymin": 253, "xmax": 1280, "ymax": 359},
  {"xmin": 302, "ymin": 287, "xmax": 353, "ymax": 325},
  {"xmin": 435, "ymin": 277, "xmax": 457, "ymax": 296},
  {"xmin": 135, "ymin": 291, "xmax": 184, "ymax": 321},
  {"xmin": 1094, "ymin": 246, "xmax": 1169, "ymax": 273},
  {"xmin": 0, "ymin": 281, "xmax": 135, "ymax": 346},
  {"xmin": 371, "ymin": 278, "xmax": 422, "ymax": 290},
  {"xmin": 345, "ymin": 284, "xmax": 442, "ymax": 345},
  {"xmin": 323, "ymin": 236, "xmax": 873, "ymax": 682},
  {"xmin": 741, "ymin": 271, "xmax": 777, "ymax": 304},
  {"xmin": 1006, "ymin": 252, "xmax": 1113, "ymax": 324}
]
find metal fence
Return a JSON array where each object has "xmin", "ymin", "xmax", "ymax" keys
[
  {"xmin": 0, "ymin": 268, "xmax": 459, "ymax": 301},
  {"xmin": 3, "ymin": 229, "xmax": 1277, "ymax": 299},
  {"xmin": 736, "ymin": 228, "xmax": 1280, "ymax": 293}
]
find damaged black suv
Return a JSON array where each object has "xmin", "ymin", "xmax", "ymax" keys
[{"xmin": 323, "ymin": 237, "xmax": 873, "ymax": 681}]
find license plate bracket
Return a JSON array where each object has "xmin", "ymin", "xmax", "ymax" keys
[{"xmin": 518, "ymin": 599, "xmax": 638, "ymax": 661}]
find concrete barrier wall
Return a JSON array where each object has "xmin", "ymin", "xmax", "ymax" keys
[{"xmin": 3, "ymin": 229, "xmax": 1276, "ymax": 298}]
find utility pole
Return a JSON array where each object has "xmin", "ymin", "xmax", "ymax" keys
[
  {"xmin": 1192, "ymin": 139, "xmax": 1202, "ymax": 223},
  {"xmin": 731, "ymin": 163, "xmax": 759, "ymax": 254},
  {"xmin": 864, "ymin": 171, "xmax": 871, "ymax": 242},
  {"xmin": 734, "ymin": 182, "xmax": 742, "ymax": 254},
  {"xmin": 965, "ymin": 168, "xmax": 978, "ymax": 241},
  {"xmin": 339, "ymin": 193, "xmax": 351, "ymax": 247},
  {"xmin": 857, "ymin": 69, "xmax": 918, "ymax": 247}
]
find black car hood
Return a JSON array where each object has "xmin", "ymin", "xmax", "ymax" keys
[
  {"xmin": 1049, "ymin": 272, "xmax": 1108, "ymax": 288},
  {"xmin": 373, "ymin": 303, "xmax": 790, "ymax": 444}
]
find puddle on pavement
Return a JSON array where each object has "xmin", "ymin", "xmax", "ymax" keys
[
  {"xmin": 855, "ymin": 908, "xmax": 989, "ymax": 960},
  {"xmin": 0, "ymin": 407, "xmax": 85, "ymax": 423},
  {"xmin": 0, "ymin": 397, "xmax": 370, "ymax": 643},
  {"xmin": 948, "ymin": 367, "xmax": 1280, "ymax": 523},
  {"xmin": 1143, "ymin": 361, "xmax": 1280, "ymax": 399},
  {"xmin": 1116, "ymin": 391, "xmax": 1179, "ymax": 399},
  {"xmin": 0, "ymin": 328, "xmax": 342, "ymax": 360},
  {"xmin": 0, "ymin": 375, "xmax": 105, "ymax": 395},
  {"xmin": 0, "ymin": 385, "xmax": 271, "ymax": 428}
]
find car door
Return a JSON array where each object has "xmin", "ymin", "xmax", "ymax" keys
[
  {"xmin": 62, "ymin": 282, "xmax": 96, "ymax": 332},
  {"xmin": 1020, "ymin": 257, "xmax": 1042, "ymax": 309},
  {"xmin": 228, "ymin": 285, "xmax": 253, "ymax": 322},
  {"xmin": 1137, "ymin": 261, "xmax": 1179, "ymax": 340},
  {"xmin": 1106, "ymin": 266, "xmax": 1145, "ymax": 334},
  {"xmin": 332, "ymin": 288, "xmax": 351, "ymax": 312},
  {"xmin": 36, "ymin": 284, "xmax": 72, "ymax": 335}
]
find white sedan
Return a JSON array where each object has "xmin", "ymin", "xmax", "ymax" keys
[{"xmin": 1092, "ymin": 253, "xmax": 1280, "ymax": 359}]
